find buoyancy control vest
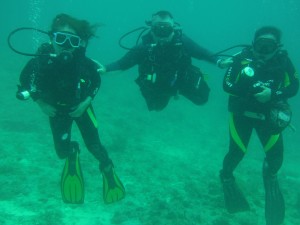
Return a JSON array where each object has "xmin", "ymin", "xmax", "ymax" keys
[{"xmin": 137, "ymin": 31, "xmax": 191, "ymax": 89}]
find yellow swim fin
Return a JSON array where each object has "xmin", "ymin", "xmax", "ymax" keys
[
  {"xmin": 102, "ymin": 166, "xmax": 125, "ymax": 204},
  {"xmin": 61, "ymin": 142, "xmax": 84, "ymax": 204}
]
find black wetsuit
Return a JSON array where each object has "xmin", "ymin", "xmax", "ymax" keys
[
  {"xmin": 221, "ymin": 48, "xmax": 299, "ymax": 178},
  {"xmin": 106, "ymin": 32, "xmax": 218, "ymax": 111},
  {"xmin": 19, "ymin": 44, "xmax": 111, "ymax": 168}
]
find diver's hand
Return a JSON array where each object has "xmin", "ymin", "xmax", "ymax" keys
[
  {"xmin": 69, "ymin": 96, "xmax": 92, "ymax": 118},
  {"xmin": 36, "ymin": 99, "xmax": 57, "ymax": 117},
  {"xmin": 217, "ymin": 58, "xmax": 233, "ymax": 69},
  {"xmin": 92, "ymin": 59, "xmax": 106, "ymax": 74},
  {"xmin": 254, "ymin": 86, "xmax": 272, "ymax": 103},
  {"xmin": 97, "ymin": 64, "xmax": 106, "ymax": 74}
]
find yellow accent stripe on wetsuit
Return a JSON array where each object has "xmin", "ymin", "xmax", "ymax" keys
[
  {"xmin": 235, "ymin": 72, "xmax": 241, "ymax": 84},
  {"xmin": 241, "ymin": 59, "xmax": 251, "ymax": 65},
  {"xmin": 284, "ymin": 72, "xmax": 291, "ymax": 87},
  {"xmin": 264, "ymin": 134, "xmax": 280, "ymax": 152},
  {"xmin": 229, "ymin": 113, "xmax": 247, "ymax": 153},
  {"xmin": 87, "ymin": 107, "xmax": 98, "ymax": 128}
]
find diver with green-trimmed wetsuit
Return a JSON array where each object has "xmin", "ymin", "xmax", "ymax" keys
[
  {"xmin": 16, "ymin": 14, "xmax": 125, "ymax": 204},
  {"xmin": 220, "ymin": 26, "xmax": 299, "ymax": 224}
]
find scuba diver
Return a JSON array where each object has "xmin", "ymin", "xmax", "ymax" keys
[
  {"xmin": 14, "ymin": 14, "xmax": 125, "ymax": 204},
  {"xmin": 219, "ymin": 26, "xmax": 299, "ymax": 224},
  {"xmin": 102, "ymin": 10, "xmax": 230, "ymax": 111}
]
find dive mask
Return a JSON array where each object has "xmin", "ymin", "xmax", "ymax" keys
[
  {"xmin": 253, "ymin": 38, "xmax": 279, "ymax": 55},
  {"xmin": 53, "ymin": 32, "xmax": 81, "ymax": 48},
  {"xmin": 151, "ymin": 22, "xmax": 174, "ymax": 38}
]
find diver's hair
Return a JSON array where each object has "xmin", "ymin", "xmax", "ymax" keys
[
  {"xmin": 254, "ymin": 26, "xmax": 282, "ymax": 43},
  {"xmin": 50, "ymin": 13, "xmax": 98, "ymax": 41},
  {"xmin": 152, "ymin": 10, "xmax": 173, "ymax": 19}
]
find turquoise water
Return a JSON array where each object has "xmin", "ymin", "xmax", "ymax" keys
[{"xmin": 0, "ymin": 0, "xmax": 299, "ymax": 224}]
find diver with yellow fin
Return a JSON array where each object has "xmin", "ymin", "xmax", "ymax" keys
[
  {"xmin": 61, "ymin": 141, "xmax": 85, "ymax": 204},
  {"xmin": 60, "ymin": 140, "xmax": 125, "ymax": 204},
  {"xmin": 12, "ymin": 14, "xmax": 125, "ymax": 204}
]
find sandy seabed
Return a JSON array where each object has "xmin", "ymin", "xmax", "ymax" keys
[{"xmin": 0, "ymin": 55, "xmax": 299, "ymax": 225}]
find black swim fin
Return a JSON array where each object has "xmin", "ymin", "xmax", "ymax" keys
[
  {"xmin": 102, "ymin": 165, "xmax": 125, "ymax": 204},
  {"xmin": 264, "ymin": 174, "xmax": 285, "ymax": 225},
  {"xmin": 61, "ymin": 142, "xmax": 84, "ymax": 204},
  {"xmin": 220, "ymin": 171, "xmax": 250, "ymax": 213}
]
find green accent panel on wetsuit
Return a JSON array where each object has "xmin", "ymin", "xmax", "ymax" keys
[
  {"xmin": 87, "ymin": 107, "xmax": 98, "ymax": 128},
  {"xmin": 229, "ymin": 113, "xmax": 247, "ymax": 153},
  {"xmin": 241, "ymin": 59, "xmax": 251, "ymax": 65},
  {"xmin": 264, "ymin": 134, "xmax": 280, "ymax": 152},
  {"xmin": 284, "ymin": 72, "xmax": 291, "ymax": 87},
  {"xmin": 235, "ymin": 72, "xmax": 241, "ymax": 84}
]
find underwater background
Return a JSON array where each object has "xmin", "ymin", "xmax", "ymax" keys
[{"xmin": 0, "ymin": 0, "xmax": 299, "ymax": 224}]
